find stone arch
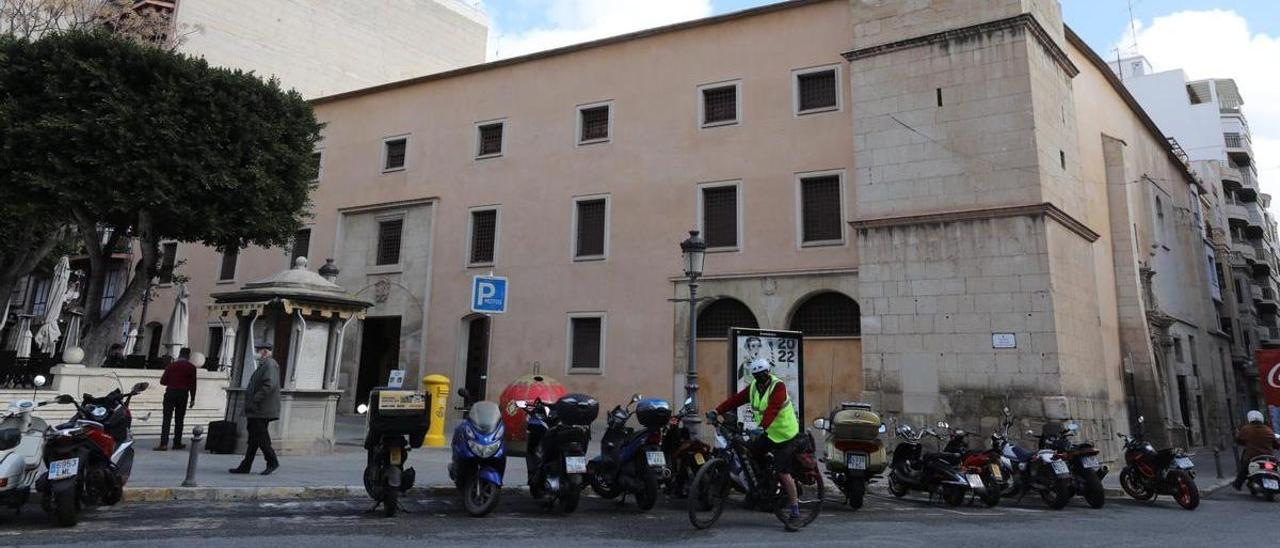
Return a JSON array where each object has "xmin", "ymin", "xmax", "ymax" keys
[
  {"xmin": 696, "ymin": 298, "xmax": 759, "ymax": 339},
  {"xmin": 787, "ymin": 291, "xmax": 861, "ymax": 337},
  {"xmin": 785, "ymin": 290, "xmax": 862, "ymax": 421}
]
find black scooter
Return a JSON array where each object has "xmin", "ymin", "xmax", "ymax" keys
[
  {"xmin": 519, "ymin": 393, "xmax": 598, "ymax": 513},
  {"xmin": 358, "ymin": 387, "xmax": 428, "ymax": 516},
  {"xmin": 587, "ymin": 394, "xmax": 671, "ymax": 511},
  {"xmin": 886, "ymin": 422, "xmax": 971, "ymax": 506}
]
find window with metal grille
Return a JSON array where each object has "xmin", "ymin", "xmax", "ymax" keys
[
  {"xmin": 789, "ymin": 292, "xmax": 860, "ymax": 336},
  {"xmin": 570, "ymin": 316, "xmax": 603, "ymax": 370},
  {"xmin": 702, "ymin": 186, "xmax": 738, "ymax": 248},
  {"xmin": 575, "ymin": 199, "xmax": 607, "ymax": 258},
  {"xmin": 477, "ymin": 123, "xmax": 503, "ymax": 157},
  {"xmin": 376, "ymin": 219, "xmax": 403, "ymax": 265},
  {"xmin": 291, "ymin": 229, "xmax": 311, "ymax": 264},
  {"xmin": 579, "ymin": 105, "xmax": 610, "ymax": 143},
  {"xmin": 219, "ymin": 249, "xmax": 238, "ymax": 281},
  {"xmin": 797, "ymin": 69, "xmax": 837, "ymax": 112},
  {"xmin": 470, "ymin": 210, "xmax": 497, "ymax": 264},
  {"xmin": 702, "ymin": 85, "xmax": 737, "ymax": 125},
  {"xmin": 801, "ymin": 175, "xmax": 842, "ymax": 243},
  {"xmin": 158, "ymin": 242, "xmax": 178, "ymax": 284},
  {"xmin": 696, "ymin": 299, "xmax": 758, "ymax": 339},
  {"xmin": 383, "ymin": 138, "xmax": 407, "ymax": 171}
]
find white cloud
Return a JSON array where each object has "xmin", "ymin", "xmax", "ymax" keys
[
  {"xmin": 485, "ymin": 0, "xmax": 714, "ymax": 60},
  {"xmin": 1115, "ymin": 10, "xmax": 1280, "ymax": 207}
]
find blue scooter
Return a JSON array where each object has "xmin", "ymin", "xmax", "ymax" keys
[
  {"xmin": 449, "ymin": 388, "xmax": 506, "ymax": 516},
  {"xmin": 587, "ymin": 394, "xmax": 672, "ymax": 511}
]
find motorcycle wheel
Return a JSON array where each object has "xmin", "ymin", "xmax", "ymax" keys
[
  {"xmin": 587, "ymin": 462, "xmax": 621, "ymax": 500},
  {"xmin": 940, "ymin": 484, "xmax": 965, "ymax": 507},
  {"xmin": 979, "ymin": 474, "xmax": 1001, "ymax": 507},
  {"xmin": 887, "ymin": 473, "xmax": 909, "ymax": 498},
  {"xmin": 463, "ymin": 478, "xmax": 500, "ymax": 517},
  {"xmin": 1119, "ymin": 467, "xmax": 1154, "ymax": 501},
  {"xmin": 687, "ymin": 458, "xmax": 729, "ymax": 530},
  {"xmin": 1169, "ymin": 471, "xmax": 1199, "ymax": 511},
  {"xmin": 636, "ymin": 464, "xmax": 659, "ymax": 511},
  {"xmin": 1040, "ymin": 475, "xmax": 1072, "ymax": 510},
  {"xmin": 1082, "ymin": 471, "xmax": 1105, "ymax": 509},
  {"xmin": 557, "ymin": 480, "xmax": 581, "ymax": 514},
  {"xmin": 383, "ymin": 482, "xmax": 398, "ymax": 517},
  {"xmin": 845, "ymin": 478, "xmax": 866, "ymax": 510},
  {"xmin": 773, "ymin": 469, "xmax": 823, "ymax": 527},
  {"xmin": 52, "ymin": 487, "xmax": 78, "ymax": 527}
]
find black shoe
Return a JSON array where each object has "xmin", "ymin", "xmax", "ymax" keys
[
  {"xmin": 172, "ymin": 444, "xmax": 187, "ymax": 450},
  {"xmin": 229, "ymin": 466, "xmax": 251, "ymax": 474},
  {"xmin": 1232, "ymin": 480, "xmax": 1243, "ymax": 491},
  {"xmin": 261, "ymin": 463, "xmax": 279, "ymax": 476},
  {"xmin": 784, "ymin": 515, "xmax": 802, "ymax": 532}
]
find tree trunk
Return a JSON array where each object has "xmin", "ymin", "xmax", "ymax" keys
[{"xmin": 80, "ymin": 211, "xmax": 159, "ymax": 367}]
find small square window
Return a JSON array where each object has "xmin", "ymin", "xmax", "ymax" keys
[
  {"xmin": 311, "ymin": 151, "xmax": 323, "ymax": 181},
  {"xmin": 469, "ymin": 209, "xmax": 498, "ymax": 265},
  {"xmin": 383, "ymin": 138, "xmax": 407, "ymax": 172},
  {"xmin": 701, "ymin": 84, "xmax": 738, "ymax": 126},
  {"xmin": 796, "ymin": 68, "xmax": 838, "ymax": 114},
  {"xmin": 477, "ymin": 122, "xmax": 504, "ymax": 158},
  {"xmin": 579, "ymin": 104, "xmax": 610, "ymax": 144},
  {"xmin": 568, "ymin": 315, "xmax": 604, "ymax": 371},
  {"xmin": 376, "ymin": 219, "xmax": 403, "ymax": 266}
]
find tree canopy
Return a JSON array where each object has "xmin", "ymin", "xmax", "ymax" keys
[{"xmin": 0, "ymin": 30, "xmax": 322, "ymax": 362}]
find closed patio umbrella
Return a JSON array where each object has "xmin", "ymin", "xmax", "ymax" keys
[
  {"xmin": 218, "ymin": 323, "xmax": 236, "ymax": 368},
  {"xmin": 122, "ymin": 327, "xmax": 138, "ymax": 355},
  {"xmin": 162, "ymin": 283, "xmax": 189, "ymax": 357},
  {"xmin": 33, "ymin": 257, "xmax": 70, "ymax": 355}
]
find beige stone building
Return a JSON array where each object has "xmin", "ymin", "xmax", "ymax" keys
[{"xmin": 11, "ymin": 0, "xmax": 1238, "ymax": 454}]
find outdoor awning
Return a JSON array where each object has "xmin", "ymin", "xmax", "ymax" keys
[{"xmin": 281, "ymin": 299, "xmax": 367, "ymax": 320}]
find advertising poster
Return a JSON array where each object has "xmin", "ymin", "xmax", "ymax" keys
[
  {"xmin": 728, "ymin": 328, "xmax": 804, "ymax": 427},
  {"xmin": 1256, "ymin": 349, "xmax": 1280, "ymax": 429}
]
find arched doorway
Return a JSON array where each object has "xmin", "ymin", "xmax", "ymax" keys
[
  {"xmin": 788, "ymin": 292, "xmax": 861, "ymax": 421},
  {"xmin": 694, "ymin": 298, "xmax": 758, "ymax": 410}
]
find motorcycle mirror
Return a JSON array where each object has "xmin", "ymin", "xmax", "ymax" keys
[
  {"xmin": 879, "ymin": 423, "xmax": 887, "ymax": 434},
  {"xmin": 131, "ymin": 382, "xmax": 149, "ymax": 394},
  {"xmin": 356, "ymin": 403, "xmax": 369, "ymax": 414},
  {"xmin": 33, "ymin": 375, "xmax": 46, "ymax": 388},
  {"xmin": 630, "ymin": 393, "xmax": 642, "ymax": 403},
  {"xmin": 55, "ymin": 394, "xmax": 75, "ymax": 405},
  {"xmin": 812, "ymin": 418, "xmax": 828, "ymax": 430},
  {"xmin": 456, "ymin": 387, "xmax": 470, "ymax": 400},
  {"xmin": 1137, "ymin": 415, "xmax": 1145, "ymax": 424}
]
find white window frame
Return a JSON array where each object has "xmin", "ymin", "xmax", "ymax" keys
[
  {"xmin": 216, "ymin": 248, "xmax": 239, "ymax": 284},
  {"xmin": 696, "ymin": 180, "xmax": 743, "ymax": 253},
  {"xmin": 369, "ymin": 212, "xmax": 406, "ymax": 274},
  {"xmin": 794, "ymin": 169, "xmax": 848, "ymax": 248},
  {"xmin": 380, "ymin": 134, "xmax": 410, "ymax": 173},
  {"xmin": 565, "ymin": 312, "xmax": 607, "ymax": 375},
  {"xmin": 474, "ymin": 118, "xmax": 506, "ymax": 160},
  {"xmin": 570, "ymin": 194, "xmax": 611, "ymax": 262},
  {"xmin": 697, "ymin": 79, "xmax": 742, "ymax": 129},
  {"xmin": 792, "ymin": 64, "xmax": 843, "ymax": 116},
  {"xmin": 575, "ymin": 100, "xmax": 613, "ymax": 146},
  {"xmin": 466, "ymin": 205, "xmax": 501, "ymax": 268}
]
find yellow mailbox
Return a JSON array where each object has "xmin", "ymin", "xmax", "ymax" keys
[{"xmin": 422, "ymin": 374, "xmax": 450, "ymax": 447}]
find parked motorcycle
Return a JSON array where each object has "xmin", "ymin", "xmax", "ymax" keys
[
  {"xmin": 657, "ymin": 397, "xmax": 710, "ymax": 498},
  {"xmin": 1243, "ymin": 441, "xmax": 1280, "ymax": 502},
  {"xmin": 991, "ymin": 408, "xmax": 1073, "ymax": 510},
  {"xmin": 0, "ymin": 375, "xmax": 51, "ymax": 511},
  {"xmin": 588, "ymin": 394, "xmax": 670, "ymax": 511},
  {"xmin": 811, "ymin": 402, "xmax": 886, "ymax": 510},
  {"xmin": 939, "ymin": 423, "xmax": 1003, "ymax": 507},
  {"xmin": 450, "ymin": 388, "xmax": 506, "ymax": 517},
  {"xmin": 38, "ymin": 381, "xmax": 149, "ymax": 526},
  {"xmin": 518, "ymin": 393, "xmax": 598, "ymax": 513},
  {"xmin": 1038, "ymin": 420, "xmax": 1106, "ymax": 508},
  {"xmin": 886, "ymin": 422, "xmax": 970, "ymax": 507},
  {"xmin": 1116, "ymin": 415, "xmax": 1199, "ymax": 510},
  {"xmin": 358, "ymin": 387, "xmax": 429, "ymax": 516}
]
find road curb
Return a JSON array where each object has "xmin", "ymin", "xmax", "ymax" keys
[{"xmin": 123, "ymin": 484, "xmax": 530, "ymax": 503}]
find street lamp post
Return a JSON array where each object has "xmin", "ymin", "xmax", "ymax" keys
[{"xmin": 678, "ymin": 230, "xmax": 707, "ymax": 432}]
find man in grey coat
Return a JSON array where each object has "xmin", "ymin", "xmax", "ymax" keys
[{"xmin": 230, "ymin": 342, "xmax": 281, "ymax": 475}]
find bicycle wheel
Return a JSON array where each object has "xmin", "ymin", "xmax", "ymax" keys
[
  {"xmin": 687, "ymin": 457, "xmax": 730, "ymax": 529},
  {"xmin": 773, "ymin": 471, "xmax": 824, "ymax": 528}
]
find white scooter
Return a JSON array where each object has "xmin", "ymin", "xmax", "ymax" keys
[{"xmin": 0, "ymin": 375, "xmax": 52, "ymax": 511}]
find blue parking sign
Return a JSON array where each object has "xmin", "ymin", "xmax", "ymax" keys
[{"xmin": 471, "ymin": 275, "xmax": 508, "ymax": 314}]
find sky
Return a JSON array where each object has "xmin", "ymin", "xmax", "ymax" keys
[{"xmin": 475, "ymin": 0, "xmax": 1280, "ymax": 197}]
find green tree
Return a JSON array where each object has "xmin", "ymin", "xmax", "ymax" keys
[{"xmin": 0, "ymin": 31, "xmax": 321, "ymax": 364}]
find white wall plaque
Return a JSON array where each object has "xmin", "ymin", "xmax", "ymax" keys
[{"xmin": 992, "ymin": 333, "xmax": 1017, "ymax": 349}]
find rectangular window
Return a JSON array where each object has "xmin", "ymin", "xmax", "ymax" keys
[
  {"xmin": 799, "ymin": 173, "xmax": 844, "ymax": 244},
  {"xmin": 218, "ymin": 249, "xmax": 238, "ymax": 281},
  {"xmin": 568, "ymin": 315, "xmax": 604, "ymax": 372},
  {"xmin": 700, "ymin": 83, "xmax": 739, "ymax": 127},
  {"xmin": 383, "ymin": 137, "xmax": 407, "ymax": 172},
  {"xmin": 291, "ymin": 228, "xmax": 311, "ymax": 265},
  {"xmin": 477, "ymin": 122, "xmax": 504, "ymax": 158},
  {"xmin": 1235, "ymin": 279, "xmax": 1245, "ymax": 304},
  {"xmin": 376, "ymin": 219, "xmax": 403, "ymax": 266},
  {"xmin": 311, "ymin": 151, "xmax": 323, "ymax": 181},
  {"xmin": 158, "ymin": 242, "xmax": 178, "ymax": 284},
  {"xmin": 100, "ymin": 266, "xmax": 126, "ymax": 312},
  {"xmin": 574, "ymin": 197, "xmax": 608, "ymax": 259},
  {"xmin": 578, "ymin": 103, "xmax": 611, "ymax": 144},
  {"xmin": 207, "ymin": 326, "xmax": 224, "ymax": 364},
  {"xmin": 1173, "ymin": 337, "xmax": 1184, "ymax": 363},
  {"xmin": 1189, "ymin": 335, "xmax": 1199, "ymax": 376},
  {"xmin": 795, "ymin": 66, "xmax": 839, "ymax": 114},
  {"xmin": 29, "ymin": 278, "xmax": 50, "ymax": 317},
  {"xmin": 469, "ymin": 209, "xmax": 498, "ymax": 265},
  {"xmin": 701, "ymin": 184, "xmax": 739, "ymax": 249}
]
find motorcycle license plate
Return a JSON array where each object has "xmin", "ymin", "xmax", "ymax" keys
[
  {"xmin": 1174, "ymin": 457, "xmax": 1194, "ymax": 469},
  {"xmin": 1263, "ymin": 478, "xmax": 1279, "ymax": 490},
  {"xmin": 990, "ymin": 464, "xmax": 1003, "ymax": 480},
  {"xmin": 694, "ymin": 452, "xmax": 705, "ymax": 466},
  {"xmin": 846, "ymin": 453, "xmax": 868, "ymax": 470},
  {"xmin": 49, "ymin": 458, "xmax": 79, "ymax": 481},
  {"xmin": 565, "ymin": 456, "xmax": 588, "ymax": 474},
  {"xmin": 389, "ymin": 448, "xmax": 402, "ymax": 466},
  {"xmin": 1051, "ymin": 461, "xmax": 1069, "ymax": 475},
  {"xmin": 967, "ymin": 474, "xmax": 984, "ymax": 489},
  {"xmin": 1082, "ymin": 456, "xmax": 1100, "ymax": 469},
  {"xmin": 646, "ymin": 451, "xmax": 667, "ymax": 467}
]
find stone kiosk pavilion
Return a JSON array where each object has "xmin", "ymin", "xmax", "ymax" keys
[{"xmin": 210, "ymin": 258, "xmax": 371, "ymax": 454}]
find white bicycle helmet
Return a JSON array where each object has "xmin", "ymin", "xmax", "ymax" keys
[
  {"xmin": 747, "ymin": 358, "xmax": 771, "ymax": 375},
  {"xmin": 1247, "ymin": 410, "xmax": 1265, "ymax": 424}
]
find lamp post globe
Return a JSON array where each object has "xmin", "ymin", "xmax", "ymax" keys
[{"xmin": 680, "ymin": 230, "xmax": 706, "ymax": 279}]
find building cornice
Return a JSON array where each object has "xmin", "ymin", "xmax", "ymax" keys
[
  {"xmin": 667, "ymin": 266, "xmax": 857, "ymax": 283},
  {"xmin": 849, "ymin": 202, "xmax": 1100, "ymax": 243},
  {"xmin": 337, "ymin": 197, "xmax": 438, "ymax": 215},
  {"xmin": 842, "ymin": 13, "xmax": 1079, "ymax": 78}
]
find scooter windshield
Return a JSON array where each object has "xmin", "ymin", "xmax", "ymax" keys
[{"xmin": 470, "ymin": 401, "xmax": 502, "ymax": 434}]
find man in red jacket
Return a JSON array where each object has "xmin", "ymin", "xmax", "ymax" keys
[{"xmin": 156, "ymin": 347, "xmax": 198, "ymax": 450}]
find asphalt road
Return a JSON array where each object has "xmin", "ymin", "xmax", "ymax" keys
[{"xmin": 1, "ymin": 485, "xmax": 1274, "ymax": 547}]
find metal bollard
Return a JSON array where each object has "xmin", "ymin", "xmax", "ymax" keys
[
  {"xmin": 182, "ymin": 425, "xmax": 205, "ymax": 487},
  {"xmin": 1213, "ymin": 446, "xmax": 1223, "ymax": 479}
]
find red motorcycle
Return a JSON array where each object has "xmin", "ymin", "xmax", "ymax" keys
[
  {"xmin": 1116, "ymin": 415, "xmax": 1199, "ymax": 510},
  {"xmin": 940, "ymin": 423, "xmax": 1003, "ymax": 507}
]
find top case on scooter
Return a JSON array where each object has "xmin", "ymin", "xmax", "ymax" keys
[{"xmin": 366, "ymin": 387, "xmax": 431, "ymax": 447}]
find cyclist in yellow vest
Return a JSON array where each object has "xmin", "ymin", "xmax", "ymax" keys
[{"xmin": 713, "ymin": 358, "xmax": 803, "ymax": 531}]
